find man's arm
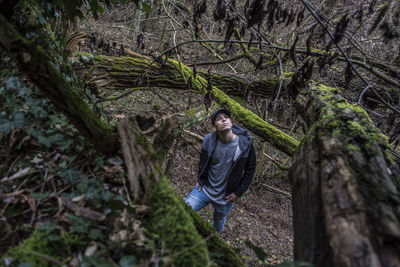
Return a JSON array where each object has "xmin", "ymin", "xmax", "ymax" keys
[{"xmin": 233, "ymin": 144, "xmax": 257, "ymax": 197}]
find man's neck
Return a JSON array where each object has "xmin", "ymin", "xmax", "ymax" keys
[{"xmin": 217, "ymin": 129, "xmax": 237, "ymax": 143}]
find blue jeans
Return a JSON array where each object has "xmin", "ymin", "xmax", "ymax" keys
[{"xmin": 185, "ymin": 185, "xmax": 235, "ymax": 234}]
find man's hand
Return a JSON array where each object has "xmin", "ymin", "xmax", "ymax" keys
[
  {"xmin": 197, "ymin": 184, "xmax": 203, "ymax": 191},
  {"xmin": 226, "ymin": 193, "xmax": 238, "ymax": 203}
]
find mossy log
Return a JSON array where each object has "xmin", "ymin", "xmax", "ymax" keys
[
  {"xmin": 76, "ymin": 54, "xmax": 299, "ymax": 155},
  {"xmin": 185, "ymin": 205, "xmax": 245, "ymax": 266},
  {"xmin": 0, "ymin": 13, "xmax": 119, "ymax": 155},
  {"xmin": 117, "ymin": 117, "xmax": 244, "ymax": 266},
  {"xmin": 289, "ymin": 84, "xmax": 400, "ymax": 267},
  {"xmin": 75, "ymin": 54, "xmax": 279, "ymax": 99}
]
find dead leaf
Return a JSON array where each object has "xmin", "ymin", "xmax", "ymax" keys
[
  {"xmin": 22, "ymin": 194, "xmax": 36, "ymax": 212},
  {"xmin": 115, "ymin": 114, "xmax": 126, "ymax": 119},
  {"xmin": 84, "ymin": 242, "xmax": 98, "ymax": 257},
  {"xmin": 1, "ymin": 167, "xmax": 37, "ymax": 183},
  {"xmin": 71, "ymin": 194, "xmax": 85, "ymax": 202},
  {"xmin": 1, "ymin": 190, "xmax": 29, "ymax": 198},
  {"xmin": 31, "ymin": 154, "xmax": 43, "ymax": 164},
  {"xmin": 121, "ymin": 209, "xmax": 130, "ymax": 227},
  {"xmin": 135, "ymin": 205, "xmax": 149, "ymax": 217},
  {"xmin": 62, "ymin": 197, "xmax": 105, "ymax": 221},
  {"xmin": 75, "ymin": 207, "xmax": 106, "ymax": 221}
]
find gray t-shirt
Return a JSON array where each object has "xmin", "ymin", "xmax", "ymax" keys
[{"xmin": 203, "ymin": 136, "xmax": 239, "ymax": 204}]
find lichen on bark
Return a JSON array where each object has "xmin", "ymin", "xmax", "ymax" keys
[{"xmin": 290, "ymin": 83, "xmax": 400, "ymax": 267}]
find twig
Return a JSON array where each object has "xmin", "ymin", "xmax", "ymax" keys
[
  {"xmin": 358, "ymin": 85, "xmax": 371, "ymax": 105},
  {"xmin": 188, "ymin": 54, "xmax": 246, "ymax": 67},
  {"xmin": 154, "ymin": 34, "xmax": 400, "ymax": 88},
  {"xmin": 183, "ymin": 130, "xmax": 203, "ymax": 141},
  {"xmin": 96, "ymin": 87, "xmax": 149, "ymax": 103},
  {"xmin": 1, "ymin": 167, "xmax": 37, "ymax": 183},
  {"xmin": 263, "ymin": 153, "xmax": 289, "ymax": 170},
  {"xmin": 387, "ymin": 149, "xmax": 400, "ymax": 160},
  {"xmin": 233, "ymin": 28, "xmax": 258, "ymax": 66},
  {"xmin": 151, "ymin": 89, "xmax": 180, "ymax": 112},
  {"xmin": 262, "ymin": 183, "xmax": 291, "ymax": 197},
  {"xmin": 161, "ymin": 0, "xmax": 237, "ymax": 73},
  {"xmin": 301, "ymin": 0, "xmax": 400, "ymax": 115},
  {"xmin": 25, "ymin": 250, "xmax": 63, "ymax": 266},
  {"xmin": 272, "ymin": 53, "xmax": 284, "ymax": 112},
  {"xmin": 169, "ymin": 17, "xmax": 187, "ymax": 84}
]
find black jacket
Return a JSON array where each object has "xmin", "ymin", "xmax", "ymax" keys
[{"xmin": 197, "ymin": 124, "xmax": 256, "ymax": 198}]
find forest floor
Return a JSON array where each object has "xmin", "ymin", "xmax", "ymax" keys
[
  {"xmin": 78, "ymin": 2, "xmax": 294, "ymax": 266},
  {"xmin": 169, "ymin": 151, "xmax": 294, "ymax": 265}
]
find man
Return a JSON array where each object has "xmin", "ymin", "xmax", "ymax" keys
[{"xmin": 185, "ymin": 108, "xmax": 257, "ymax": 234}]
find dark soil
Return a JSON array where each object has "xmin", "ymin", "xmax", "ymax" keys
[{"xmin": 169, "ymin": 147, "xmax": 293, "ymax": 266}]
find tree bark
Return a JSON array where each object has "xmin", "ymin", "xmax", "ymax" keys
[{"xmin": 289, "ymin": 84, "xmax": 400, "ymax": 267}]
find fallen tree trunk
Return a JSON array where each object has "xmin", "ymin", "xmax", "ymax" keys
[
  {"xmin": 289, "ymin": 83, "xmax": 400, "ymax": 267},
  {"xmin": 75, "ymin": 53, "xmax": 280, "ymax": 99},
  {"xmin": 75, "ymin": 54, "xmax": 299, "ymax": 155}
]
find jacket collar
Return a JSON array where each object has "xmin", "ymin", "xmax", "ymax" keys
[{"xmin": 205, "ymin": 124, "xmax": 252, "ymax": 158}]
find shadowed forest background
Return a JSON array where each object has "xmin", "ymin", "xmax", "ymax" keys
[{"xmin": 0, "ymin": 0, "xmax": 400, "ymax": 266}]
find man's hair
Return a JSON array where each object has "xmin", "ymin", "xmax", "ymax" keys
[{"xmin": 211, "ymin": 108, "xmax": 231, "ymax": 125}]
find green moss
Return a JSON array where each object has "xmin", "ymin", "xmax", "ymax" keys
[
  {"xmin": 317, "ymin": 84, "xmax": 339, "ymax": 94},
  {"xmin": 347, "ymin": 144, "xmax": 361, "ymax": 153},
  {"xmin": 144, "ymin": 177, "xmax": 210, "ymax": 266},
  {"xmin": 3, "ymin": 230, "xmax": 59, "ymax": 267},
  {"xmin": 308, "ymin": 84, "xmax": 394, "ymax": 162},
  {"xmin": 347, "ymin": 120, "xmax": 366, "ymax": 136},
  {"xmin": 282, "ymin": 72, "xmax": 294, "ymax": 80},
  {"xmin": 310, "ymin": 47, "xmax": 335, "ymax": 55},
  {"xmin": 112, "ymin": 64, "xmax": 125, "ymax": 71},
  {"xmin": 185, "ymin": 206, "xmax": 244, "ymax": 266},
  {"xmin": 215, "ymin": 44, "xmax": 224, "ymax": 53},
  {"xmin": 232, "ymin": 96, "xmax": 245, "ymax": 105},
  {"xmin": 13, "ymin": 0, "xmax": 41, "ymax": 31}
]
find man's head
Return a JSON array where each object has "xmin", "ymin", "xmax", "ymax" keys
[{"xmin": 211, "ymin": 108, "xmax": 232, "ymax": 132}]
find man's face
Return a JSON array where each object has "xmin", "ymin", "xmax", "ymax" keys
[{"xmin": 213, "ymin": 113, "xmax": 232, "ymax": 132}]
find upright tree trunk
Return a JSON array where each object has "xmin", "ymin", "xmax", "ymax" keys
[{"xmin": 289, "ymin": 84, "xmax": 400, "ymax": 267}]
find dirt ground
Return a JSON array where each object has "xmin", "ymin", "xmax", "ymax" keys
[{"xmin": 168, "ymin": 146, "xmax": 293, "ymax": 266}]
